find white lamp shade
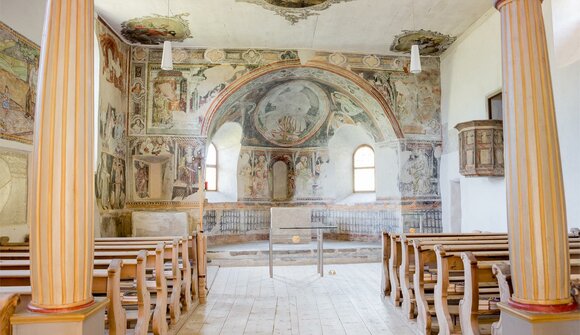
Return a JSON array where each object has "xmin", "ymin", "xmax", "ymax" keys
[
  {"xmin": 297, "ymin": 49, "xmax": 316, "ymax": 65},
  {"xmin": 410, "ymin": 44, "xmax": 422, "ymax": 74},
  {"xmin": 161, "ymin": 41, "xmax": 173, "ymax": 70}
]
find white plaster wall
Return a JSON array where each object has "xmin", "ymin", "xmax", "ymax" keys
[
  {"xmin": 0, "ymin": 0, "xmax": 47, "ymax": 45},
  {"xmin": 207, "ymin": 122, "xmax": 242, "ymax": 203},
  {"xmin": 440, "ymin": 9, "xmax": 506, "ymax": 233},
  {"xmin": 328, "ymin": 125, "xmax": 375, "ymax": 203},
  {"xmin": 375, "ymin": 143, "xmax": 400, "ymax": 200},
  {"xmin": 546, "ymin": 0, "xmax": 580, "ymax": 229},
  {"xmin": 440, "ymin": 3, "xmax": 580, "ymax": 232}
]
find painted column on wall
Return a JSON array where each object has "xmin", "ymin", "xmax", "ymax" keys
[
  {"xmin": 28, "ymin": 0, "xmax": 96, "ymax": 311},
  {"xmin": 495, "ymin": 0, "xmax": 574, "ymax": 310}
]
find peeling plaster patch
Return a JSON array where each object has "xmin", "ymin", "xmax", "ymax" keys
[
  {"xmin": 121, "ymin": 14, "xmax": 192, "ymax": 45},
  {"xmin": 390, "ymin": 30, "xmax": 456, "ymax": 56},
  {"xmin": 238, "ymin": 0, "xmax": 355, "ymax": 24}
]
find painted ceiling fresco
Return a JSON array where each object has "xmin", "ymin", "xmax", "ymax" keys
[
  {"xmin": 264, "ymin": 0, "xmax": 329, "ymax": 8},
  {"xmin": 95, "ymin": 1, "xmax": 490, "ymax": 54},
  {"xmin": 237, "ymin": 0, "xmax": 355, "ymax": 24},
  {"xmin": 390, "ymin": 30, "xmax": 456, "ymax": 56},
  {"xmin": 121, "ymin": 14, "xmax": 192, "ymax": 45}
]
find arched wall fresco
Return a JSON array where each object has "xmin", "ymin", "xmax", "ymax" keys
[
  {"xmin": 93, "ymin": 37, "xmax": 443, "ymax": 236},
  {"xmin": 203, "ymin": 61, "xmax": 404, "ymax": 142},
  {"xmin": 203, "ymin": 61, "xmax": 406, "ymax": 202}
]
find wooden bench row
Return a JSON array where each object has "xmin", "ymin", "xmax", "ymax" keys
[
  {"xmin": 382, "ymin": 231, "xmax": 580, "ymax": 335},
  {"xmin": 0, "ymin": 235, "xmax": 207, "ymax": 335}
]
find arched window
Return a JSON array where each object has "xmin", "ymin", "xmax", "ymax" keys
[
  {"xmin": 206, "ymin": 143, "xmax": 217, "ymax": 191},
  {"xmin": 353, "ymin": 145, "xmax": 375, "ymax": 192}
]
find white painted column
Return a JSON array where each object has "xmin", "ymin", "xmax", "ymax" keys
[
  {"xmin": 28, "ymin": 0, "xmax": 96, "ymax": 311},
  {"xmin": 496, "ymin": 0, "xmax": 574, "ymax": 310}
]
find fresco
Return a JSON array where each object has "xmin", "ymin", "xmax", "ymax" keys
[
  {"xmin": 391, "ymin": 30, "xmax": 456, "ymax": 56},
  {"xmin": 211, "ymin": 66, "xmax": 398, "ymax": 144},
  {"xmin": 238, "ymin": 0, "xmax": 355, "ymax": 24},
  {"xmin": 0, "ymin": 149, "xmax": 28, "ymax": 240},
  {"xmin": 238, "ymin": 148, "xmax": 330, "ymax": 201},
  {"xmin": 355, "ymin": 66, "xmax": 441, "ymax": 138},
  {"xmin": 398, "ymin": 142, "xmax": 441, "ymax": 197},
  {"xmin": 122, "ymin": 49, "xmax": 442, "ymax": 214},
  {"xmin": 99, "ymin": 31, "xmax": 127, "ymax": 91},
  {"xmin": 128, "ymin": 136, "xmax": 205, "ymax": 203},
  {"xmin": 99, "ymin": 103, "xmax": 126, "ymax": 157},
  {"xmin": 264, "ymin": 0, "xmax": 328, "ymax": 8},
  {"xmin": 96, "ymin": 153, "xmax": 126, "ymax": 210},
  {"xmin": 146, "ymin": 64, "xmax": 249, "ymax": 135},
  {"xmin": 293, "ymin": 151, "xmax": 330, "ymax": 198},
  {"xmin": 96, "ymin": 21, "xmax": 130, "ymax": 211},
  {"xmin": 254, "ymin": 80, "xmax": 330, "ymax": 147},
  {"xmin": 239, "ymin": 150, "xmax": 271, "ymax": 200},
  {"xmin": 121, "ymin": 14, "xmax": 192, "ymax": 45},
  {"xmin": 236, "ymin": 77, "xmax": 383, "ymax": 148},
  {"xmin": 0, "ymin": 22, "xmax": 39, "ymax": 144}
]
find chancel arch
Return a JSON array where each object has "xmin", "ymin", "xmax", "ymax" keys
[{"xmin": 203, "ymin": 61, "xmax": 404, "ymax": 204}]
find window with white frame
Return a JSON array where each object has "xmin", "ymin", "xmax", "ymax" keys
[
  {"xmin": 206, "ymin": 143, "xmax": 217, "ymax": 191},
  {"xmin": 353, "ymin": 145, "xmax": 375, "ymax": 192}
]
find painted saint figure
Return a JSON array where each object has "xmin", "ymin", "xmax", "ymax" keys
[
  {"xmin": 135, "ymin": 161, "xmax": 149, "ymax": 199},
  {"xmin": 98, "ymin": 154, "xmax": 111, "ymax": 209},
  {"xmin": 251, "ymin": 155, "xmax": 269, "ymax": 198},
  {"xmin": 178, "ymin": 145, "xmax": 201, "ymax": 197},
  {"xmin": 295, "ymin": 155, "xmax": 312, "ymax": 197},
  {"xmin": 112, "ymin": 158, "xmax": 125, "ymax": 209}
]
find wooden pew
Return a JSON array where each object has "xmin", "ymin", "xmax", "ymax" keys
[
  {"xmin": 461, "ymin": 249, "xmax": 580, "ymax": 335},
  {"xmin": 384, "ymin": 232, "xmax": 506, "ymax": 307},
  {"xmin": 0, "ymin": 242, "xmax": 179, "ymax": 335},
  {"xmin": 434, "ymin": 240, "xmax": 580, "ymax": 335},
  {"xmin": 1, "ymin": 238, "xmax": 192, "ymax": 320},
  {"xmin": 2, "ymin": 235, "xmax": 198, "ymax": 310},
  {"xmin": 0, "ymin": 262, "xmax": 126, "ymax": 335},
  {"xmin": 412, "ymin": 239, "xmax": 509, "ymax": 334},
  {"xmin": 399, "ymin": 235, "xmax": 508, "ymax": 319},
  {"xmin": 0, "ymin": 293, "xmax": 19, "ymax": 335}
]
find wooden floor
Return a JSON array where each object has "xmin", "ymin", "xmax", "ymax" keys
[{"xmin": 177, "ymin": 263, "xmax": 415, "ymax": 335}]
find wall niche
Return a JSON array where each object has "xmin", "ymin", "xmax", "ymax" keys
[{"xmin": 455, "ymin": 120, "xmax": 504, "ymax": 177}]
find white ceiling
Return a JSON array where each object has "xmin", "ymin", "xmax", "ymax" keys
[{"xmin": 95, "ymin": 0, "xmax": 493, "ymax": 55}]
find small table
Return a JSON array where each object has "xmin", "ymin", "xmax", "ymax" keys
[{"xmin": 269, "ymin": 226, "xmax": 337, "ymax": 278}]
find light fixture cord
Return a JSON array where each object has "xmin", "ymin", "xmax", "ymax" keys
[{"xmin": 412, "ymin": 0, "xmax": 415, "ymax": 30}]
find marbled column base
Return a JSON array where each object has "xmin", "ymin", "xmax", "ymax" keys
[
  {"xmin": 499, "ymin": 302, "xmax": 580, "ymax": 335},
  {"xmin": 11, "ymin": 298, "xmax": 108, "ymax": 335}
]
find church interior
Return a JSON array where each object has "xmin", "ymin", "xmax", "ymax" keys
[{"xmin": 0, "ymin": 0, "xmax": 579, "ymax": 334}]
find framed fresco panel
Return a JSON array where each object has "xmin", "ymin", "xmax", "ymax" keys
[
  {"xmin": 146, "ymin": 63, "xmax": 248, "ymax": 135},
  {"xmin": 0, "ymin": 22, "xmax": 40, "ymax": 144}
]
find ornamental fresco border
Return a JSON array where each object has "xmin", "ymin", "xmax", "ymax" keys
[{"xmin": 146, "ymin": 47, "xmax": 424, "ymax": 73}]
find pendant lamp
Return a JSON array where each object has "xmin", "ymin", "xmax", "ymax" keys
[
  {"xmin": 161, "ymin": 41, "xmax": 173, "ymax": 70},
  {"xmin": 410, "ymin": 44, "xmax": 421, "ymax": 74}
]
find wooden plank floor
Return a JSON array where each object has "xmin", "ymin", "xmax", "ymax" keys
[{"xmin": 178, "ymin": 263, "xmax": 416, "ymax": 335}]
